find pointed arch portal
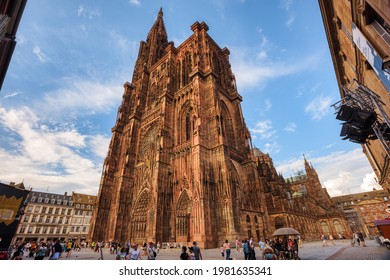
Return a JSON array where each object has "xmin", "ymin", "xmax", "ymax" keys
[
  {"xmin": 176, "ymin": 191, "xmax": 191, "ymax": 241},
  {"xmin": 131, "ymin": 190, "xmax": 149, "ymax": 241}
]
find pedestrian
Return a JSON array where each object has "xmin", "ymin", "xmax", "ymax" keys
[
  {"xmin": 243, "ymin": 239, "xmax": 250, "ymax": 260},
  {"xmin": 156, "ymin": 242, "xmax": 161, "ymax": 255},
  {"xmin": 357, "ymin": 232, "xmax": 366, "ymax": 247},
  {"xmin": 298, "ymin": 235, "xmax": 304, "ymax": 248},
  {"xmin": 11, "ymin": 242, "xmax": 25, "ymax": 260},
  {"xmin": 166, "ymin": 242, "xmax": 170, "ymax": 251},
  {"xmin": 235, "ymin": 238, "xmax": 241, "ymax": 252},
  {"xmin": 129, "ymin": 244, "xmax": 141, "ymax": 260},
  {"xmin": 263, "ymin": 247, "xmax": 276, "ymax": 260},
  {"xmin": 34, "ymin": 243, "xmax": 47, "ymax": 260},
  {"xmin": 258, "ymin": 238, "xmax": 265, "ymax": 259},
  {"xmin": 51, "ymin": 239, "xmax": 63, "ymax": 260},
  {"xmin": 29, "ymin": 242, "xmax": 36, "ymax": 258},
  {"xmin": 147, "ymin": 242, "xmax": 156, "ymax": 260},
  {"xmin": 65, "ymin": 240, "xmax": 73, "ymax": 257},
  {"xmin": 249, "ymin": 236, "xmax": 256, "ymax": 259},
  {"xmin": 180, "ymin": 246, "xmax": 190, "ymax": 260},
  {"xmin": 329, "ymin": 234, "xmax": 336, "ymax": 246},
  {"xmin": 192, "ymin": 241, "xmax": 202, "ymax": 260},
  {"xmin": 188, "ymin": 246, "xmax": 195, "ymax": 260},
  {"xmin": 321, "ymin": 234, "xmax": 328, "ymax": 246},
  {"xmin": 354, "ymin": 232, "xmax": 360, "ymax": 246},
  {"xmin": 116, "ymin": 247, "xmax": 127, "ymax": 260},
  {"xmin": 220, "ymin": 244, "xmax": 225, "ymax": 259},
  {"xmin": 124, "ymin": 240, "xmax": 130, "ymax": 255},
  {"xmin": 223, "ymin": 239, "xmax": 231, "ymax": 260}
]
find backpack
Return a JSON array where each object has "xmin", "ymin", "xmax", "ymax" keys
[
  {"xmin": 149, "ymin": 247, "xmax": 156, "ymax": 258},
  {"xmin": 264, "ymin": 252, "xmax": 274, "ymax": 260},
  {"xmin": 243, "ymin": 242, "xmax": 250, "ymax": 253}
]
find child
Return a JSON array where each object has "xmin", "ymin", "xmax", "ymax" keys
[
  {"xmin": 220, "ymin": 244, "xmax": 225, "ymax": 259},
  {"xmin": 180, "ymin": 246, "xmax": 189, "ymax": 260}
]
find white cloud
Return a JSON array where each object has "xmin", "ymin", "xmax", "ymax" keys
[
  {"xmin": 323, "ymin": 171, "xmax": 353, "ymax": 196},
  {"xmin": 263, "ymin": 141, "xmax": 281, "ymax": 155},
  {"xmin": 250, "ymin": 120, "xmax": 276, "ymax": 139},
  {"xmin": 129, "ymin": 0, "xmax": 141, "ymax": 6},
  {"xmin": 2, "ymin": 91, "xmax": 21, "ymax": 99},
  {"xmin": 360, "ymin": 172, "xmax": 382, "ymax": 192},
  {"xmin": 109, "ymin": 30, "xmax": 136, "ymax": 59},
  {"xmin": 280, "ymin": 0, "xmax": 293, "ymax": 10},
  {"xmin": 276, "ymin": 148, "xmax": 379, "ymax": 196},
  {"xmin": 283, "ymin": 122, "xmax": 297, "ymax": 132},
  {"xmin": 323, "ymin": 143, "xmax": 335, "ymax": 149},
  {"xmin": 305, "ymin": 95, "xmax": 333, "ymax": 120},
  {"xmin": 41, "ymin": 80, "xmax": 122, "ymax": 118},
  {"xmin": 77, "ymin": 5, "xmax": 101, "ymax": 19},
  {"xmin": 88, "ymin": 134, "xmax": 111, "ymax": 159},
  {"xmin": 280, "ymin": 0, "xmax": 295, "ymax": 27},
  {"xmin": 231, "ymin": 48, "xmax": 321, "ymax": 91},
  {"xmin": 0, "ymin": 106, "xmax": 104, "ymax": 195},
  {"xmin": 264, "ymin": 99, "xmax": 272, "ymax": 112},
  {"xmin": 33, "ymin": 46, "xmax": 49, "ymax": 63}
]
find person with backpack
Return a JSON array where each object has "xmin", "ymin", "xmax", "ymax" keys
[
  {"xmin": 129, "ymin": 244, "xmax": 142, "ymax": 260},
  {"xmin": 263, "ymin": 247, "xmax": 276, "ymax": 260},
  {"xmin": 243, "ymin": 239, "xmax": 250, "ymax": 260},
  {"xmin": 147, "ymin": 242, "xmax": 156, "ymax": 260}
]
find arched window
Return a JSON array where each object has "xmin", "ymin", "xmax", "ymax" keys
[
  {"xmin": 333, "ymin": 220, "xmax": 343, "ymax": 233},
  {"xmin": 321, "ymin": 222, "xmax": 330, "ymax": 234},
  {"xmin": 220, "ymin": 102, "xmax": 235, "ymax": 148},
  {"xmin": 185, "ymin": 112, "xmax": 191, "ymax": 141}
]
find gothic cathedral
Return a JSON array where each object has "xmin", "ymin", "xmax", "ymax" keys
[{"xmin": 89, "ymin": 9, "xmax": 350, "ymax": 248}]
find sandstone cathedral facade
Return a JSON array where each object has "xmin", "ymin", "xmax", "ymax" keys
[{"xmin": 89, "ymin": 9, "xmax": 351, "ymax": 248}]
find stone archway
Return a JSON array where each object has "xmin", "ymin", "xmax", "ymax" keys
[
  {"xmin": 320, "ymin": 221, "xmax": 330, "ymax": 234},
  {"xmin": 176, "ymin": 190, "xmax": 191, "ymax": 242}
]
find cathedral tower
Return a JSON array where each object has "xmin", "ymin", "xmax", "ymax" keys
[{"xmin": 89, "ymin": 9, "xmax": 268, "ymax": 248}]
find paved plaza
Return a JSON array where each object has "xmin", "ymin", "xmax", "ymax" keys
[{"xmin": 13, "ymin": 239, "xmax": 390, "ymax": 261}]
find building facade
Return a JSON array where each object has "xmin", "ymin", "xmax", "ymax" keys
[
  {"xmin": 12, "ymin": 190, "xmax": 96, "ymax": 244},
  {"xmin": 332, "ymin": 189, "xmax": 390, "ymax": 237},
  {"xmin": 90, "ymin": 9, "xmax": 350, "ymax": 248},
  {"xmin": 70, "ymin": 193, "xmax": 96, "ymax": 243},
  {"xmin": 319, "ymin": 0, "xmax": 390, "ymax": 192},
  {"xmin": 258, "ymin": 152, "xmax": 352, "ymax": 240},
  {"xmin": 13, "ymin": 190, "xmax": 73, "ymax": 244},
  {"xmin": 0, "ymin": 0, "xmax": 27, "ymax": 90}
]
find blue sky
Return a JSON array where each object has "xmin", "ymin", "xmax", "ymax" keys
[{"xmin": 0, "ymin": 0, "xmax": 381, "ymax": 196}]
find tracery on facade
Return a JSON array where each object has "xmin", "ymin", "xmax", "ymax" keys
[
  {"xmin": 219, "ymin": 101, "xmax": 235, "ymax": 148},
  {"xmin": 176, "ymin": 190, "xmax": 191, "ymax": 238},
  {"xmin": 178, "ymin": 102, "xmax": 194, "ymax": 144},
  {"xmin": 131, "ymin": 190, "xmax": 149, "ymax": 239}
]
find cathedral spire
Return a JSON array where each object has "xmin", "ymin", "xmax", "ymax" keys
[
  {"xmin": 132, "ymin": 8, "xmax": 169, "ymax": 81},
  {"xmin": 303, "ymin": 154, "xmax": 310, "ymax": 170},
  {"xmin": 145, "ymin": 7, "xmax": 168, "ymax": 67}
]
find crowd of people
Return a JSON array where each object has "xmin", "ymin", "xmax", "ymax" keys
[
  {"xmin": 10, "ymin": 239, "xmax": 91, "ymax": 260},
  {"xmin": 217, "ymin": 236, "xmax": 302, "ymax": 260},
  {"xmin": 9, "ymin": 231, "xmax": 367, "ymax": 260}
]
